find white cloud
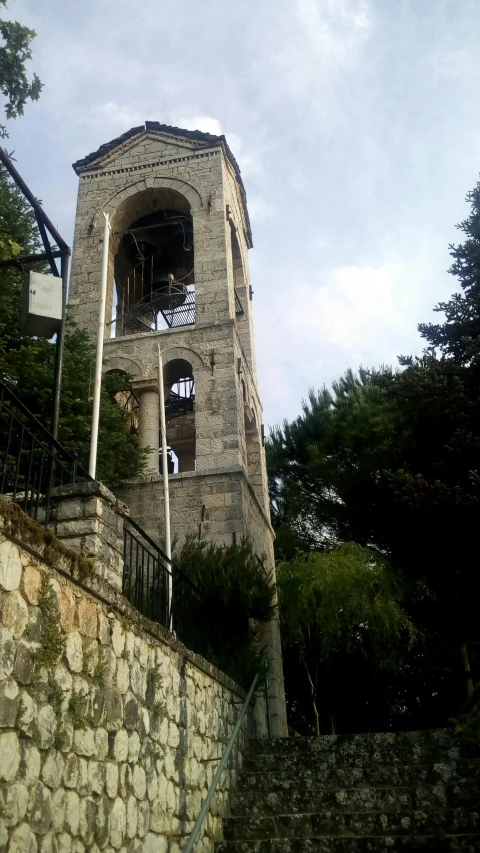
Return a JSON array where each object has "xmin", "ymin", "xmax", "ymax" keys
[
  {"xmin": 291, "ymin": 262, "xmax": 412, "ymax": 350},
  {"xmin": 176, "ymin": 115, "xmax": 223, "ymax": 136},
  {"xmin": 295, "ymin": 0, "xmax": 371, "ymax": 60},
  {"xmin": 255, "ymin": 260, "xmax": 425, "ymax": 426},
  {"xmin": 248, "ymin": 196, "xmax": 277, "ymax": 223},
  {"xmin": 429, "ymin": 47, "xmax": 476, "ymax": 80},
  {"xmin": 269, "ymin": 0, "xmax": 373, "ymax": 102},
  {"xmin": 88, "ymin": 102, "xmax": 144, "ymax": 130},
  {"xmin": 227, "ymin": 132, "xmax": 264, "ymax": 178}
]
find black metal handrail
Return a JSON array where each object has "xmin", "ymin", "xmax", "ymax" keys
[
  {"xmin": 160, "ymin": 286, "xmax": 195, "ymax": 329},
  {"xmin": 123, "ymin": 516, "xmax": 208, "ymax": 655},
  {"xmin": 185, "ymin": 672, "xmax": 260, "ymax": 853},
  {"xmin": 0, "ymin": 377, "xmax": 210, "ymax": 661},
  {"xmin": 0, "ymin": 378, "xmax": 91, "ymax": 522}
]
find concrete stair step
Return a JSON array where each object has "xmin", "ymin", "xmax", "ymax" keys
[
  {"xmin": 215, "ymin": 835, "xmax": 480, "ymax": 852},
  {"xmin": 222, "ymin": 809, "xmax": 479, "ymax": 842},
  {"xmin": 230, "ymin": 783, "xmax": 480, "ymax": 816},
  {"xmin": 216, "ymin": 732, "xmax": 479, "ymax": 853},
  {"xmin": 237, "ymin": 761, "xmax": 478, "ymax": 792},
  {"xmin": 248, "ymin": 731, "xmax": 454, "ymax": 756},
  {"xmin": 243, "ymin": 731, "xmax": 471, "ymax": 775},
  {"xmin": 243, "ymin": 745, "xmax": 467, "ymax": 773}
]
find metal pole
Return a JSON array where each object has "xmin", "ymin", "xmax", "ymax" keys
[
  {"xmin": 157, "ymin": 346, "xmax": 172, "ymax": 626},
  {"xmin": 51, "ymin": 251, "xmax": 69, "ymax": 441},
  {"xmin": 0, "ymin": 147, "xmax": 71, "ymax": 443},
  {"xmin": 88, "ymin": 213, "xmax": 110, "ymax": 478},
  {"xmin": 0, "ymin": 249, "xmax": 64, "ymax": 268},
  {"xmin": 0, "ymin": 147, "xmax": 69, "ymax": 253}
]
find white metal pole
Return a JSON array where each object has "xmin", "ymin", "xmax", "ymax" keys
[
  {"xmin": 88, "ymin": 212, "xmax": 110, "ymax": 478},
  {"xmin": 158, "ymin": 346, "xmax": 172, "ymax": 627}
]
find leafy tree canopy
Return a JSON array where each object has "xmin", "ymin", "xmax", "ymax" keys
[
  {"xmin": 0, "ymin": 158, "xmax": 38, "ymax": 318},
  {"xmin": 278, "ymin": 543, "xmax": 414, "ymax": 657},
  {"xmin": 0, "ymin": 163, "xmax": 147, "ymax": 486},
  {"xmin": 0, "ymin": 0, "xmax": 42, "ymax": 139},
  {"xmin": 268, "ymin": 337, "xmax": 480, "ymax": 729},
  {"xmin": 277, "ymin": 542, "xmax": 415, "ymax": 734}
]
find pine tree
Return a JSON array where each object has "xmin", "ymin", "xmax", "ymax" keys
[
  {"xmin": 267, "ymin": 367, "xmax": 398, "ymax": 552},
  {"xmin": 268, "ymin": 359, "xmax": 480, "ymax": 728},
  {"xmin": 419, "ymin": 179, "xmax": 480, "ymax": 360}
]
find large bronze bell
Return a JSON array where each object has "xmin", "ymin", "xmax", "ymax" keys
[{"xmin": 151, "ymin": 274, "xmax": 187, "ymax": 309}]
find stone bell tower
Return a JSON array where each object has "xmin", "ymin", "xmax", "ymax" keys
[{"xmin": 68, "ymin": 122, "xmax": 287, "ymax": 735}]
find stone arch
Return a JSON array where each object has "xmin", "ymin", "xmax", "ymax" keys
[
  {"xmin": 161, "ymin": 349, "xmax": 200, "ymax": 474},
  {"xmin": 91, "ymin": 176, "xmax": 204, "ymax": 235},
  {"xmin": 103, "ymin": 359, "xmax": 141, "ymax": 440},
  {"xmin": 98, "ymin": 181, "xmax": 201, "ymax": 340},
  {"xmin": 103, "ymin": 355, "xmax": 142, "ymax": 378},
  {"xmin": 160, "ymin": 345, "xmax": 206, "ymax": 373},
  {"xmin": 230, "ymin": 220, "xmax": 249, "ymax": 329},
  {"xmin": 230, "ymin": 222, "xmax": 244, "ymax": 271}
]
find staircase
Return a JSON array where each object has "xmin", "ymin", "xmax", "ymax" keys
[{"xmin": 216, "ymin": 730, "xmax": 480, "ymax": 852}]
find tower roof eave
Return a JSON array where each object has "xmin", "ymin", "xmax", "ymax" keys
[{"xmin": 72, "ymin": 121, "xmax": 253, "ymax": 247}]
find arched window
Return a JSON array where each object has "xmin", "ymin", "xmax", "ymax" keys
[
  {"xmin": 112, "ymin": 189, "xmax": 196, "ymax": 336},
  {"xmin": 163, "ymin": 358, "xmax": 196, "ymax": 473},
  {"xmin": 230, "ymin": 223, "xmax": 245, "ymax": 317}
]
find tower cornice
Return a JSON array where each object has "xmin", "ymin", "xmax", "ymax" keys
[{"xmin": 72, "ymin": 121, "xmax": 252, "ymax": 247}]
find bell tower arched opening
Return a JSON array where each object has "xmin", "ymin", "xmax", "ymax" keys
[
  {"xmin": 110, "ymin": 188, "xmax": 196, "ymax": 337},
  {"xmin": 230, "ymin": 221, "xmax": 256, "ymax": 369},
  {"xmin": 164, "ymin": 357, "xmax": 196, "ymax": 473}
]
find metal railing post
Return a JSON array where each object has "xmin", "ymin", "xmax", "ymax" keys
[
  {"xmin": 265, "ymin": 671, "xmax": 272, "ymax": 739},
  {"xmin": 0, "ymin": 378, "xmax": 92, "ymax": 523}
]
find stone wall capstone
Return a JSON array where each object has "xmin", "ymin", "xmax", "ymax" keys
[{"xmin": 0, "ymin": 502, "xmax": 250, "ymax": 853}]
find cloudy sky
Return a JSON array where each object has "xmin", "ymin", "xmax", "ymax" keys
[{"xmin": 6, "ymin": 0, "xmax": 480, "ymax": 427}]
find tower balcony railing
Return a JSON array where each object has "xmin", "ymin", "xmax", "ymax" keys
[
  {"xmin": 234, "ymin": 288, "xmax": 244, "ymax": 316},
  {"xmin": 0, "ymin": 378, "xmax": 91, "ymax": 523},
  {"xmin": 165, "ymin": 390, "xmax": 195, "ymax": 421},
  {"xmin": 111, "ymin": 283, "xmax": 245, "ymax": 338},
  {"xmin": 113, "ymin": 284, "xmax": 196, "ymax": 336}
]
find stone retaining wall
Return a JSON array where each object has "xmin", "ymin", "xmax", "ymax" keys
[{"xmin": 0, "ymin": 503, "xmax": 249, "ymax": 853}]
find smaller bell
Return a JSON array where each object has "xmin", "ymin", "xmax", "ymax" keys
[{"xmin": 125, "ymin": 239, "xmax": 157, "ymax": 266}]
